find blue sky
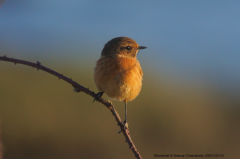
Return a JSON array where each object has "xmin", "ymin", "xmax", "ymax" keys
[{"xmin": 1, "ymin": 0, "xmax": 240, "ymax": 88}]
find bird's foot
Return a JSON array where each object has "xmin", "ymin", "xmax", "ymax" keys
[
  {"xmin": 118, "ymin": 120, "xmax": 129, "ymax": 133},
  {"xmin": 123, "ymin": 120, "xmax": 129, "ymax": 129},
  {"xmin": 73, "ymin": 87, "xmax": 81, "ymax": 92},
  {"xmin": 93, "ymin": 92, "xmax": 104, "ymax": 102}
]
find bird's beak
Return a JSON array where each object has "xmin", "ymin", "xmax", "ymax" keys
[{"xmin": 138, "ymin": 46, "xmax": 147, "ymax": 50}]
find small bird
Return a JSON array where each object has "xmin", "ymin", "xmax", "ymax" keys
[{"xmin": 94, "ymin": 37, "xmax": 147, "ymax": 128}]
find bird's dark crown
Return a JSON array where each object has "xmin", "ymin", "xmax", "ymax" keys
[{"xmin": 101, "ymin": 37, "xmax": 146, "ymax": 58}]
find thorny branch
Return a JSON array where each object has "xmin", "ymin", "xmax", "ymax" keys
[{"xmin": 0, "ymin": 55, "xmax": 143, "ymax": 159}]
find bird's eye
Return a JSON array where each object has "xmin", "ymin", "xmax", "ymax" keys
[{"xmin": 125, "ymin": 46, "xmax": 132, "ymax": 50}]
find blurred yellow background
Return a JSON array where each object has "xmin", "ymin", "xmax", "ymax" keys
[{"xmin": 1, "ymin": 55, "xmax": 240, "ymax": 158}]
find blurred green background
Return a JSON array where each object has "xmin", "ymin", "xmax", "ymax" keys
[{"xmin": 1, "ymin": 1, "xmax": 240, "ymax": 159}]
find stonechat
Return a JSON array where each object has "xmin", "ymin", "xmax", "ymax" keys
[{"xmin": 94, "ymin": 37, "xmax": 147, "ymax": 127}]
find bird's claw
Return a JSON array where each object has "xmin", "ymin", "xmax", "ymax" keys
[
  {"xmin": 118, "ymin": 120, "xmax": 129, "ymax": 133},
  {"xmin": 93, "ymin": 92, "xmax": 104, "ymax": 102},
  {"xmin": 73, "ymin": 87, "xmax": 81, "ymax": 92},
  {"xmin": 123, "ymin": 120, "xmax": 129, "ymax": 129}
]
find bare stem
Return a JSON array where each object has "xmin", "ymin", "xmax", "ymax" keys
[{"xmin": 0, "ymin": 55, "xmax": 143, "ymax": 159}]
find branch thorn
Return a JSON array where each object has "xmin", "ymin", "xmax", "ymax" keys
[{"xmin": 37, "ymin": 61, "xmax": 41, "ymax": 65}]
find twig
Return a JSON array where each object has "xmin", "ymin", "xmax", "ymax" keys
[{"xmin": 0, "ymin": 55, "xmax": 143, "ymax": 159}]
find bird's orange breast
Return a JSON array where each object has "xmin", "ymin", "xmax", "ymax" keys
[{"xmin": 94, "ymin": 57, "xmax": 143, "ymax": 102}]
